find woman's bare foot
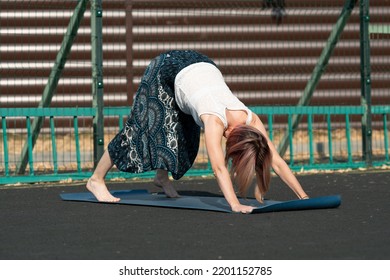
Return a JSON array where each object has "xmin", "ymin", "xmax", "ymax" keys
[
  {"xmin": 86, "ymin": 178, "xmax": 120, "ymax": 202},
  {"xmin": 153, "ymin": 171, "xmax": 180, "ymax": 198}
]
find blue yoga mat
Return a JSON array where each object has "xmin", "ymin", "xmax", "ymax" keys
[{"xmin": 60, "ymin": 189, "xmax": 341, "ymax": 213}]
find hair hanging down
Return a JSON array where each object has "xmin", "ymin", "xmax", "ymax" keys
[{"xmin": 225, "ymin": 125, "xmax": 272, "ymax": 203}]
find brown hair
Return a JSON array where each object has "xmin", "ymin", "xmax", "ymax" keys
[{"xmin": 225, "ymin": 125, "xmax": 272, "ymax": 203}]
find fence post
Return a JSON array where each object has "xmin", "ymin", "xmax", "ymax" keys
[
  {"xmin": 16, "ymin": 0, "xmax": 87, "ymax": 174},
  {"xmin": 91, "ymin": 0, "xmax": 105, "ymax": 167},
  {"xmin": 360, "ymin": 0, "xmax": 372, "ymax": 166},
  {"xmin": 277, "ymin": 0, "xmax": 356, "ymax": 157}
]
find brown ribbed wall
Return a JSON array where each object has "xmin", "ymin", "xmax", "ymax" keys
[{"xmin": 0, "ymin": 0, "xmax": 389, "ymax": 110}]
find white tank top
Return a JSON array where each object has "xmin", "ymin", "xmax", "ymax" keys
[{"xmin": 174, "ymin": 62, "xmax": 252, "ymax": 128}]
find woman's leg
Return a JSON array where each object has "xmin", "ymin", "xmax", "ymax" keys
[
  {"xmin": 153, "ymin": 169, "xmax": 180, "ymax": 198},
  {"xmin": 86, "ymin": 150, "xmax": 120, "ymax": 202}
]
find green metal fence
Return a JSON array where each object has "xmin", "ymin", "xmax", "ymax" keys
[
  {"xmin": 0, "ymin": 0, "xmax": 389, "ymax": 185},
  {"xmin": 1, "ymin": 104, "xmax": 389, "ymax": 184}
]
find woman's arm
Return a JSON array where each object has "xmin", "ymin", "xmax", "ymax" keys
[
  {"xmin": 202, "ymin": 115, "xmax": 255, "ymax": 213},
  {"xmin": 251, "ymin": 114, "xmax": 309, "ymax": 199}
]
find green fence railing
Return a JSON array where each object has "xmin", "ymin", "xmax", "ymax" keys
[{"xmin": 1, "ymin": 105, "xmax": 389, "ymax": 185}]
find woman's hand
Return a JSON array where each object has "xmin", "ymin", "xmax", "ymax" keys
[{"xmin": 231, "ymin": 204, "xmax": 255, "ymax": 214}]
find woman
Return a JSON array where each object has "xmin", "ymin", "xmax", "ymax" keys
[{"xmin": 87, "ymin": 50, "xmax": 309, "ymax": 214}]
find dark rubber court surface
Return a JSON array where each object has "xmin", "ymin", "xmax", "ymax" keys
[{"xmin": 0, "ymin": 170, "xmax": 389, "ymax": 260}]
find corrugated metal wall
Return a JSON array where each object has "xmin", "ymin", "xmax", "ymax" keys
[
  {"xmin": 0, "ymin": 0, "xmax": 389, "ymax": 109},
  {"xmin": 0, "ymin": 0, "xmax": 389, "ymax": 181}
]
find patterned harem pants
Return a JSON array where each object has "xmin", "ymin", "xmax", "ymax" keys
[{"xmin": 107, "ymin": 50, "xmax": 216, "ymax": 179}]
